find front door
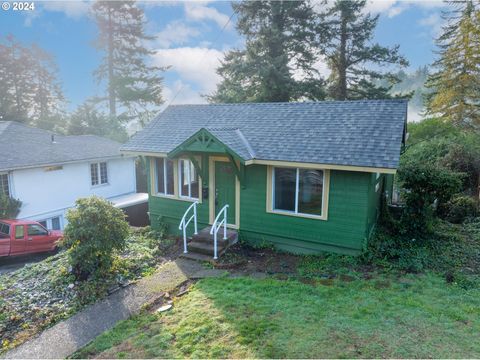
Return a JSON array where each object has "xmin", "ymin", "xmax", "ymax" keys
[{"xmin": 214, "ymin": 160, "xmax": 236, "ymax": 225}]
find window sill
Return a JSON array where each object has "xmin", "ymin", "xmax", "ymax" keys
[
  {"xmin": 91, "ymin": 183, "xmax": 110, "ymax": 189},
  {"xmin": 151, "ymin": 193, "xmax": 201, "ymax": 204},
  {"xmin": 178, "ymin": 196, "xmax": 200, "ymax": 203},
  {"xmin": 267, "ymin": 209, "xmax": 327, "ymax": 221}
]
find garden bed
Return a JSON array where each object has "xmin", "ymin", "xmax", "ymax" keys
[{"xmin": 0, "ymin": 227, "xmax": 179, "ymax": 354}]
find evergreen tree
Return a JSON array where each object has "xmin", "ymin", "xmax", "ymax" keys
[
  {"xmin": 92, "ymin": 0, "xmax": 165, "ymax": 122},
  {"xmin": 0, "ymin": 35, "xmax": 36, "ymax": 123},
  {"xmin": 209, "ymin": 0, "xmax": 324, "ymax": 103},
  {"xmin": 0, "ymin": 35, "xmax": 65, "ymax": 127},
  {"xmin": 425, "ymin": 1, "xmax": 480, "ymax": 128},
  {"xmin": 67, "ymin": 100, "xmax": 128, "ymax": 143},
  {"xmin": 30, "ymin": 44, "xmax": 65, "ymax": 131},
  {"xmin": 317, "ymin": 0, "xmax": 408, "ymax": 100}
]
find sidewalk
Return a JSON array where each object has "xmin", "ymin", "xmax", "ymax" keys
[{"xmin": 3, "ymin": 258, "xmax": 226, "ymax": 359}]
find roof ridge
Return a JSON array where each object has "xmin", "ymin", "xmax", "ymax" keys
[
  {"xmin": 168, "ymin": 99, "xmax": 408, "ymax": 107},
  {"xmin": 2, "ymin": 120, "xmax": 56, "ymax": 134},
  {"xmin": 235, "ymin": 128, "xmax": 256, "ymax": 159}
]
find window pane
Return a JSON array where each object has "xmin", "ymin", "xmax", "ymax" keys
[
  {"xmin": 15, "ymin": 225, "xmax": 23, "ymax": 239},
  {"xmin": 155, "ymin": 158, "xmax": 165, "ymax": 194},
  {"xmin": 298, "ymin": 169, "xmax": 323, "ymax": 216},
  {"xmin": 190, "ymin": 162, "xmax": 199, "ymax": 199},
  {"xmin": 274, "ymin": 168, "xmax": 296, "ymax": 212},
  {"xmin": 0, "ymin": 223, "xmax": 10, "ymax": 236},
  {"xmin": 39, "ymin": 220, "xmax": 47, "ymax": 228},
  {"xmin": 27, "ymin": 224, "xmax": 48, "ymax": 236},
  {"xmin": 51, "ymin": 217, "xmax": 61, "ymax": 230},
  {"xmin": 180, "ymin": 160, "xmax": 189, "ymax": 197},
  {"xmin": 90, "ymin": 164, "xmax": 99, "ymax": 186},
  {"xmin": 100, "ymin": 162, "xmax": 108, "ymax": 184},
  {"xmin": 179, "ymin": 160, "xmax": 199, "ymax": 199},
  {"xmin": 0, "ymin": 174, "xmax": 9, "ymax": 196},
  {"xmin": 166, "ymin": 160, "xmax": 174, "ymax": 195}
]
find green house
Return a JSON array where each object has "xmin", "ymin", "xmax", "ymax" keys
[{"xmin": 121, "ymin": 100, "xmax": 407, "ymax": 257}]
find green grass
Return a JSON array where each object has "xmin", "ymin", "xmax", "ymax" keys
[{"xmin": 74, "ymin": 274, "xmax": 480, "ymax": 359}]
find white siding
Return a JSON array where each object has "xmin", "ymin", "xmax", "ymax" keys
[{"xmin": 9, "ymin": 157, "xmax": 136, "ymax": 228}]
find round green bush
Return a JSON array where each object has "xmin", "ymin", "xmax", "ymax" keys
[
  {"xmin": 63, "ymin": 196, "xmax": 130, "ymax": 280},
  {"xmin": 445, "ymin": 195, "xmax": 478, "ymax": 224}
]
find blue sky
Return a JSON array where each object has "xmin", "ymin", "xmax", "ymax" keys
[{"xmin": 0, "ymin": 0, "xmax": 446, "ymax": 112}]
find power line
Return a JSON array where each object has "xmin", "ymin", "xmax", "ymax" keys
[{"xmin": 164, "ymin": 7, "xmax": 238, "ymax": 107}]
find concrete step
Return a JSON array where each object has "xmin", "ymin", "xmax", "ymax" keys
[
  {"xmin": 191, "ymin": 226, "xmax": 238, "ymax": 246},
  {"xmin": 188, "ymin": 241, "xmax": 226, "ymax": 256},
  {"xmin": 180, "ymin": 252, "xmax": 215, "ymax": 262}
]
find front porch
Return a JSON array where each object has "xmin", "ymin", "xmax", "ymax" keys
[
  {"xmin": 180, "ymin": 226, "xmax": 239, "ymax": 261},
  {"xmin": 148, "ymin": 128, "xmax": 249, "ymax": 259}
]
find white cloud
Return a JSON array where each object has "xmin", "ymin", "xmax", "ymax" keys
[
  {"xmin": 184, "ymin": 2, "xmax": 231, "ymax": 28},
  {"xmin": 155, "ymin": 21, "xmax": 201, "ymax": 48},
  {"xmin": 163, "ymin": 80, "xmax": 206, "ymax": 105},
  {"xmin": 41, "ymin": 1, "xmax": 90, "ymax": 19},
  {"xmin": 418, "ymin": 12, "xmax": 444, "ymax": 38},
  {"xmin": 152, "ymin": 46, "xmax": 224, "ymax": 93},
  {"xmin": 364, "ymin": 0, "xmax": 445, "ymax": 17}
]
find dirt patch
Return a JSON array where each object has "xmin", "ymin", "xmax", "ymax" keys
[{"xmin": 214, "ymin": 243, "xmax": 301, "ymax": 275}]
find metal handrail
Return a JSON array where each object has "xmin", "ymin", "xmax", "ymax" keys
[
  {"xmin": 210, "ymin": 204, "xmax": 229, "ymax": 260},
  {"xmin": 178, "ymin": 201, "xmax": 199, "ymax": 254}
]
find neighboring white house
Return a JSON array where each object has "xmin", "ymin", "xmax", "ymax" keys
[{"xmin": 0, "ymin": 121, "xmax": 147, "ymax": 230}]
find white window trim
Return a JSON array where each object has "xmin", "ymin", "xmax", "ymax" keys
[
  {"xmin": 38, "ymin": 216, "xmax": 63, "ymax": 231},
  {"xmin": 267, "ymin": 165, "xmax": 330, "ymax": 221},
  {"xmin": 0, "ymin": 172, "xmax": 11, "ymax": 197},
  {"xmin": 90, "ymin": 161, "xmax": 109, "ymax": 187},
  {"xmin": 150, "ymin": 157, "xmax": 202, "ymax": 203},
  {"xmin": 178, "ymin": 158, "xmax": 199, "ymax": 200},
  {"xmin": 153, "ymin": 157, "xmax": 175, "ymax": 198},
  {"xmin": 375, "ymin": 173, "xmax": 381, "ymax": 192}
]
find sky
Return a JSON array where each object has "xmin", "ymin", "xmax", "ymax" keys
[{"xmin": 0, "ymin": 0, "xmax": 447, "ymax": 114}]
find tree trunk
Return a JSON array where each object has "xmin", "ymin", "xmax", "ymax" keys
[
  {"xmin": 337, "ymin": 6, "xmax": 348, "ymax": 101},
  {"xmin": 107, "ymin": 7, "xmax": 116, "ymax": 117}
]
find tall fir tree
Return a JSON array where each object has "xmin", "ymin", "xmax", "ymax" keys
[
  {"xmin": 425, "ymin": 1, "xmax": 480, "ymax": 128},
  {"xmin": 67, "ymin": 100, "xmax": 128, "ymax": 143},
  {"xmin": 92, "ymin": 0, "xmax": 165, "ymax": 123},
  {"xmin": 0, "ymin": 35, "xmax": 64, "ymax": 128},
  {"xmin": 317, "ymin": 0, "xmax": 408, "ymax": 100},
  {"xmin": 30, "ymin": 44, "xmax": 65, "ymax": 130},
  {"xmin": 208, "ymin": 0, "xmax": 325, "ymax": 103}
]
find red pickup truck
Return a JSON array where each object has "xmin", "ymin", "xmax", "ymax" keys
[{"xmin": 0, "ymin": 219, "xmax": 63, "ymax": 257}]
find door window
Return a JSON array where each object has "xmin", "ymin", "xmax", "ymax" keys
[
  {"xmin": 27, "ymin": 224, "xmax": 48, "ymax": 236},
  {"xmin": 15, "ymin": 225, "xmax": 24, "ymax": 239}
]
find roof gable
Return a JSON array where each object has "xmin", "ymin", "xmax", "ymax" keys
[{"xmin": 122, "ymin": 100, "xmax": 407, "ymax": 170}]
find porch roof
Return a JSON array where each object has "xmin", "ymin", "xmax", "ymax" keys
[{"xmin": 121, "ymin": 100, "xmax": 407, "ymax": 170}]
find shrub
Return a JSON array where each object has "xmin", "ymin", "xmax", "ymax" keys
[
  {"xmin": 397, "ymin": 162, "xmax": 464, "ymax": 235},
  {"xmin": 63, "ymin": 196, "xmax": 130, "ymax": 280},
  {"xmin": 445, "ymin": 195, "xmax": 478, "ymax": 224},
  {"xmin": 0, "ymin": 195, "xmax": 22, "ymax": 219},
  {"xmin": 362, "ymin": 228, "xmax": 429, "ymax": 273}
]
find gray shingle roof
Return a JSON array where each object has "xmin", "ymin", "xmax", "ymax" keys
[
  {"xmin": 122, "ymin": 100, "xmax": 407, "ymax": 169},
  {"xmin": 0, "ymin": 121, "xmax": 124, "ymax": 172}
]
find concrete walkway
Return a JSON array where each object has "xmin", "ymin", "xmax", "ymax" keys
[{"xmin": 3, "ymin": 258, "xmax": 227, "ymax": 359}]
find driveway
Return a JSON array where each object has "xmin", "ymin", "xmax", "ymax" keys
[{"xmin": 0, "ymin": 253, "xmax": 53, "ymax": 275}]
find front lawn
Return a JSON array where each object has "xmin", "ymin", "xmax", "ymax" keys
[
  {"xmin": 74, "ymin": 274, "xmax": 480, "ymax": 359},
  {"xmin": 0, "ymin": 227, "xmax": 178, "ymax": 354}
]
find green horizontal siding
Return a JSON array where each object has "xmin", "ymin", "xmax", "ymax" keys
[
  {"xmin": 147, "ymin": 155, "xmax": 375, "ymax": 255},
  {"xmin": 239, "ymin": 165, "xmax": 370, "ymax": 255}
]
